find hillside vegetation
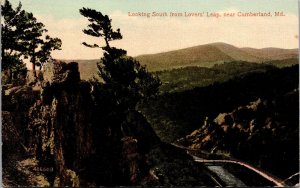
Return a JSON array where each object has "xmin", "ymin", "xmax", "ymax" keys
[
  {"xmin": 177, "ymin": 90, "xmax": 299, "ymax": 180},
  {"xmin": 155, "ymin": 61, "xmax": 275, "ymax": 93},
  {"xmin": 139, "ymin": 65, "xmax": 299, "ymax": 143}
]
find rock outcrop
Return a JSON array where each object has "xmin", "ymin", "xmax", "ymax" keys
[
  {"xmin": 2, "ymin": 72, "xmax": 40, "ymax": 186},
  {"xmin": 27, "ymin": 61, "xmax": 93, "ymax": 186},
  {"xmin": 177, "ymin": 93, "xmax": 299, "ymax": 179},
  {"xmin": 3, "ymin": 60, "xmax": 219, "ymax": 187}
]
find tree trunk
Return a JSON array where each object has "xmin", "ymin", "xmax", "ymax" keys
[
  {"xmin": 32, "ymin": 52, "xmax": 37, "ymax": 80},
  {"xmin": 8, "ymin": 68, "xmax": 12, "ymax": 84},
  {"xmin": 32, "ymin": 62, "xmax": 37, "ymax": 79}
]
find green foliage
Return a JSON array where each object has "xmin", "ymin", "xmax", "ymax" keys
[
  {"xmin": 1, "ymin": 54, "xmax": 27, "ymax": 85},
  {"xmin": 80, "ymin": 12, "xmax": 161, "ymax": 182},
  {"xmin": 265, "ymin": 58, "xmax": 298, "ymax": 68},
  {"xmin": 156, "ymin": 61, "xmax": 275, "ymax": 93},
  {"xmin": 1, "ymin": 0, "xmax": 24, "ymax": 68},
  {"xmin": 80, "ymin": 7, "xmax": 161, "ymax": 111},
  {"xmin": 140, "ymin": 65, "xmax": 299, "ymax": 143},
  {"xmin": 36, "ymin": 35, "xmax": 62, "ymax": 69},
  {"xmin": 1, "ymin": 0, "xmax": 62, "ymax": 79},
  {"xmin": 79, "ymin": 7, "xmax": 122, "ymax": 49},
  {"xmin": 181, "ymin": 90, "xmax": 299, "ymax": 179}
]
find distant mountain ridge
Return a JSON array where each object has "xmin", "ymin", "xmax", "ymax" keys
[
  {"xmin": 61, "ymin": 42, "xmax": 298, "ymax": 79},
  {"xmin": 136, "ymin": 42, "xmax": 298, "ymax": 71}
]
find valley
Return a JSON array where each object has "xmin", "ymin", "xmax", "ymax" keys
[
  {"xmin": 56, "ymin": 43, "xmax": 299, "ymax": 184},
  {"xmin": 3, "ymin": 42, "xmax": 299, "ymax": 186},
  {"xmin": 2, "ymin": 0, "xmax": 298, "ymax": 186}
]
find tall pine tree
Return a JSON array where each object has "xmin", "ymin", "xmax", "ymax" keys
[
  {"xmin": 80, "ymin": 7, "xmax": 161, "ymax": 112},
  {"xmin": 1, "ymin": 0, "xmax": 62, "ymax": 80}
]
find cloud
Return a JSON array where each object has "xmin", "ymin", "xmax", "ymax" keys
[{"xmin": 35, "ymin": 10, "xmax": 298, "ymax": 59}]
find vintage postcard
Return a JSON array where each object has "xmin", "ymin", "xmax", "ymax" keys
[{"xmin": 1, "ymin": 0, "xmax": 299, "ymax": 187}]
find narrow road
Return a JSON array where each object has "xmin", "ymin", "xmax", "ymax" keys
[
  {"xmin": 194, "ymin": 159, "xmax": 284, "ymax": 187},
  {"xmin": 171, "ymin": 143, "xmax": 285, "ymax": 187}
]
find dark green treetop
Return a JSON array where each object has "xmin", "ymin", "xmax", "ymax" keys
[
  {"xmin": 80, "ymin": 7, "xmax": 161, "ymax": 111},
  {"xmin": 1, "ymin": 0, "xmax": 62, "ymax": 79}
]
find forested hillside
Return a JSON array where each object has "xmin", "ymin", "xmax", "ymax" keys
[{"xmin": 139, "ymin": 65, "xmax": 299, "ymax": 143}]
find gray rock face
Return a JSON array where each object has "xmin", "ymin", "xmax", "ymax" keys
[
  {"xmin": 28, "ymin": 61, "xmax": 92, "ymax": 186},
  {"xmin": 3, "ymin": 60, "xmax": 216, "ymax": 187},
  {"xmin": 2, "ymin": 60, "xmax": 91, "ymax": 186},
  {"xmin": 43, "ymin": 60, "xmax": 80, "ymax": 84}
]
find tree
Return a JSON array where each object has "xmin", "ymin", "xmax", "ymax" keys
[
  {"xmin": 36, "ymin": 35, "xmax": 62, "ymax": 70},
  {"xmin": 80, "ymin": 9, "xmax": 161, "ymax": 184},
  {"xmin": 1, "ymin": 0, "xmax": 62, "ymax": 80},
  {"xmin": 79, "ymin": 7, "xmax": 161, "ymax": 112},
  {"xmin": 18, "ymin": 11, "xmax": 62, "ymax": 77},
  {"xmin": 1, "ymin": 0, "xmax": 25, "ymax": 71},
  {"xmin": 20, "ymin": 16, "xmax": 47, "ymax": 78}
]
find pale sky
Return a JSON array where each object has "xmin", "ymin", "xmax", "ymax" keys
[{"xmin": 7, "ymin": 0, "xmax": 300, "ymax": 60}]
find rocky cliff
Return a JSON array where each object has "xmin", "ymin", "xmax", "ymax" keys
[
  {"xmin": 27, "ymin": 61, "xmax": 93, "ymax": 186},
  {"xmin": 3, "ymin": 60, "xmax": 217, "ymax": 186},
  {"xmin": 177, "ymin": 92, "xmax": 299, "ymax": 179}
]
